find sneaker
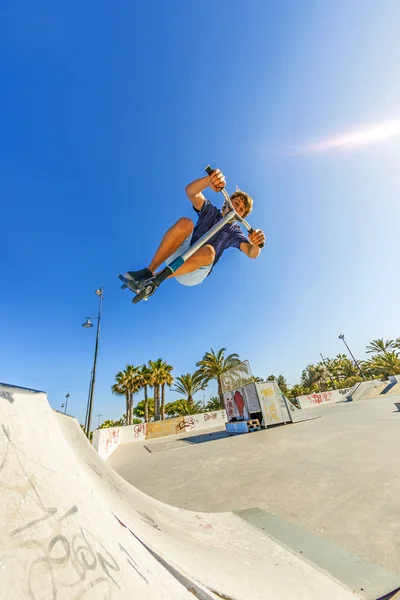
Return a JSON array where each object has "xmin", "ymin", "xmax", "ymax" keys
[{"xmin": 123, "ymin": 268, "xmax": 153, "ymax": 292}]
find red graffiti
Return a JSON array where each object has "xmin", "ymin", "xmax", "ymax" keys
[
  {"xmin": 133, "ymin": 423, "xmax": 146, "ymax": 438},
  {"xmin": 307, "ymin": 392, "xmax": 332, "ymax": 405},
  {"xmin": 204, "ymin": 412, "xmax": 217, "ymax": 421},
  {"xmin": 103, "ymin": 428, "xmax": 120, "ymax": 450}
]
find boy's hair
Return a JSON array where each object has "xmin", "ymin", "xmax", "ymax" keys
[{"xmin": 230, "ymin": 189, "xmax": 253, "ymax": 218}]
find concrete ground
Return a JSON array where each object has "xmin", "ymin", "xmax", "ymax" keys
[{"xmin": 108, "ymin": 395, "xmax": 400, "ymax": 575}]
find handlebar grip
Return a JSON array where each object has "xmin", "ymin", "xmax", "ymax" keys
[
  {"xmin": 249, "ymin": 227, "xmax": 265, "ymax": 249},
  {"xmin": 205, "ymin": 165, "xmax": 214, "ymax": 176}
]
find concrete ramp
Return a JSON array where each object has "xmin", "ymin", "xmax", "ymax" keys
[
  {"xmin": 0, "ymin": 383, "xmax": 362, "ymax": 599},
  {"xmin": 348, "ymin": 380, "xmax": 387, "ymax": 402}
]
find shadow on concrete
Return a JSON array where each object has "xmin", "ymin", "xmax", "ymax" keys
[{"xmin": 180, "ymin": 430, "xmax": 232, "ymax": 445}]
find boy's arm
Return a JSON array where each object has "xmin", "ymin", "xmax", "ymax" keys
[
  {"xmin": 185, "ymin": 169, "xmax": 226, "ymax": 211},
  {"xmin": 240, "ymin": 229, "xmax": 266, "ymax": 259}
]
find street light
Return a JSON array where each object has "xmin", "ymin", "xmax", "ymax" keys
[
  {"xmin": 82, "ymin": 288, "xmax": 104, "ymax": 439},
  {"xmin": 61, "ymin": 392, "xmax": 70, "ymax": 414},
  {"xmin": 97, "ymin": 413, "xmax": 102, "ymax": 428},
  {"xmin": 338, "ymin": 334, "xmax": 366, "ymax": 380}
]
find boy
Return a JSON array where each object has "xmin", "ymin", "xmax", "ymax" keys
[{"xmin": 123, "ymin": 168, "xmax": 266, "ymax": 289}]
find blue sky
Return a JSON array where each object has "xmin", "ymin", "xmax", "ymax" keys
[{"xmin": 2, "ymin": 1, "xmax": 400, "ymax": 426}]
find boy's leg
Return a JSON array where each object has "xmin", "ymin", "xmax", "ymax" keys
[
  {"xmin": 148, "ymin": 217, "xmax": 194, "ymax": 273},
  {"xmin": 124, "ymin": 217, "xmax": 194, "ymax": 287},
  {"xmin": 165, "ymin": 244, "xmax": 215, "ymax": 278}
]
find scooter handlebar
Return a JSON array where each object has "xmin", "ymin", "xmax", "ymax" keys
[{"xmin": 204, "ymin": 165, "xmax": 264, "ymax": 249}]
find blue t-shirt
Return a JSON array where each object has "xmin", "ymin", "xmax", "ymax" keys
[{"xmin": 191, "ymin": 199, "xmax": 248, "ymax": 269}]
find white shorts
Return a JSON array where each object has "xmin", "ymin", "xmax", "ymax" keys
[{"xmin": 166, "ymin": 235, "xmax": 213, "ymax": 286}]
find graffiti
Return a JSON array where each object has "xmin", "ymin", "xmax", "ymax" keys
[
  {"xmin": 0, "ymin": 424, "xmax": 151, "ymax": 599},
  {"xmin": 27, "ymin": 518, "xmax": 121, "ymax": 599},
  {"xmin": 204, "ymin": 412, "xmax": 217, "ymax": 421},
  {"xmin": 133, "ymin": 423, "xmax": 146, "ymax": 438},
  {"xmin": 338, "ymin": 388, "xmax": 351, "ymax": 395},
  {"xmin": 102, "ymin": 428, "xmax": 120, "ymax": 452},
  {"xmin": 307, "ymin": 392, "xmax": 332, "ymax": 405},
  {"xmin": 225, "ymin": 397, "xmax": 235, "ymax": 421},
  {"xmin": 267, "ymin": 403, "xmax": 279, "ymax": 422},
  {"xmin": 260, "ymin": 387, "xmax": 274, "ymax": 397},
  {"xmin": 176, "ymin": 417, "xmax": 196, "ymax": 432}
]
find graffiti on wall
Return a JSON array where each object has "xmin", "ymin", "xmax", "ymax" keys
[
  {"xmin": 176, "ymin": 417, "xmax": 196, "ymax": 432},
  {"xmin": 133, "ymin": 423, "xmax": 146, "ymax": 438},
  {"xmin": 307, "ymin": 392, "xmax": 332, "ymax": 405},
  {"xmin": 100, "ymin": 428, "xmax": 120, "ymax": 457},
  {"xmin": 204, "ymin": 412, "xmax": 218, "ymax": 421}
]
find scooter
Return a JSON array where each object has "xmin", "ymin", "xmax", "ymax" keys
[{"xmin": 118, "ymin": 165, "xmax": 264, "ymax": 304}]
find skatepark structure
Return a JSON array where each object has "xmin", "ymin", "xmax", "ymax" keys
[{"xmin": 3, "ymin": 382, "xmax": 395, "ymax": 600}]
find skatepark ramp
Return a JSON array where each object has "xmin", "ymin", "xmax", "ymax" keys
[
  {"xmin": 0, "ymin": 383, "xmax": 376, "ymax": 599},
  {"xmin": 347, "ymin": 380, "xmax": 388, "ymax": 402}
]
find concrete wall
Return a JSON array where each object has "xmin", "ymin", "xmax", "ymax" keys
[
  {"xmin": 93, "ymin": 409, "xmax": 226, "ymax": 460},
  {"xmin": 296, "ymin": 388, "xmax": 351, "ymax": 409}
]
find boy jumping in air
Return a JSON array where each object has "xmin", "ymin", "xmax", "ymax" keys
[{"xmin": 123, "ymin": 168, "xmax": 266, "ymax": 290}]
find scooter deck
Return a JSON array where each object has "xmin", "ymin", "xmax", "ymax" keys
[{"xmin": 118, "ymin": 274, "xmax": 155, "ymax": 303}]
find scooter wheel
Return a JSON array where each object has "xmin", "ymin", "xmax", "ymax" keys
[{"xmin": 132, "ymin": 285, "xmax": 153, "ymax": 304}]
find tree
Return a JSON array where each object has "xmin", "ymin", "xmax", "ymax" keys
[
  {"xmin": 365, "ymin": 352, "xmax": 400, "ymax": 379},
  {"xmin": 111, "ymin": 369, "xmax": 130, "ymax": 424},
  {"xmin": 133, "ymin": 398, "xmax": 155, "ymax": 420},
  {"xmin": 287, "ymin": 384, "xmax": 309, "ymax": 399},
  {"xmin": 196, "ymin": 348, "xmax": 241, "ymax": 409},
  {"xmin": 366, "ymin": 339, "xmax": 395, "ymax": 354},
  {"xmin": 111, "ymin": 365, "xmax": 142, "ymax": 425},
  {"xmin": 139, "ymin": 364, "xmax": 152, "ymax": 423},
  {"xmin": 159, "ymin": 361, "xmax": 174, "ymax": 420},
  {"xmin": 147, "ymin": 358, "xmax": 174, "ymax": 421},
  {"xmin": 148, "ymin": 358, "xmax": 165, "ymax": 421},
  {"xmin": 97, "ymin": 415, "xmax": 142, "ymax": 429},
  {"xmin": 172, "ymin": 372, "xmax": 205, "ymax": 405},
  {"xmin": 165, "ymin": 399, "xmax": 204, "ymax": 417},
  {"xmin": 206, "ymin": 396, "xmax": 222, "ymax": 411},
  {"xmin": 301, "ymin": 364, "xmax": 329, "ymax": 392}
]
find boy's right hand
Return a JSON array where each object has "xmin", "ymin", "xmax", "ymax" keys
[{"xmin": 208, "ymin": 169, "xmax": 226, "ymax": 192}]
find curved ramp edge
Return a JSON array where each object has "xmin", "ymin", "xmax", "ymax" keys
[{"xmin": 0, "ymin": 383, "xmax": 360, "ymax": 600}]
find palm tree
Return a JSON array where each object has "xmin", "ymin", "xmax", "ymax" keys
[
  {"xmin": 148, "ymin": 358, "xmax": 171, "ymax": 420},
  {"xmin": 125, "ymin": 364, "xmax": 142, "ymax": 424},
  {"xmin": 301, "ymin": 364, "xmax": 328, "ymax": 392},
  {"xmin": 365, "ymin": 352, "xmax": 400, "ymax": 379},
  {"xmin": 172, "ymin": 372, "xmax": 205, "ymax": 405},
  {"xmin": 160, "ymin": 361, "xmax": 174, "ymax": 420},
  {"xmin": 206, "ymin": 396, "xmax": 222, "ymax": 411},
  {"xmin": 111, "ymin": 365, "xmax": 141, "ymax": 426},
  {"xmin": 140, "ymin": 364, "xmax": 152, "ymax": 423},
  {"xmin": 366, "ymin": 339, "xmax": 395, "ymax": 354},
  {"xmin": 196, "ymin": 348, "xmax": 241, "ymax": 409},
  {"xmin": 111, "ymin": 370, "xmax": 130, "ymax": 424}
]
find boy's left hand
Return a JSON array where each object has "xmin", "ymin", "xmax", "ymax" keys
[{"xmin": 248, "ymin": 229, "xmax": 266, "ymax": 247}]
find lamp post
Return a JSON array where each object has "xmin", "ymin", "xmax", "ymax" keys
[
  {"xmin": 82, "ymin": 288, "xmax": 104, "ymax": 438},
  {"xmin": 338, "ymin": 334, "xmax": 366, "ymax": 380},
  {"xmin": 97, "ymin": 413, "xmax": 102, "ymax": 428},
  {"xmin": 61, "ymin": 392, "xmax": 70, "ymax": 414}
]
